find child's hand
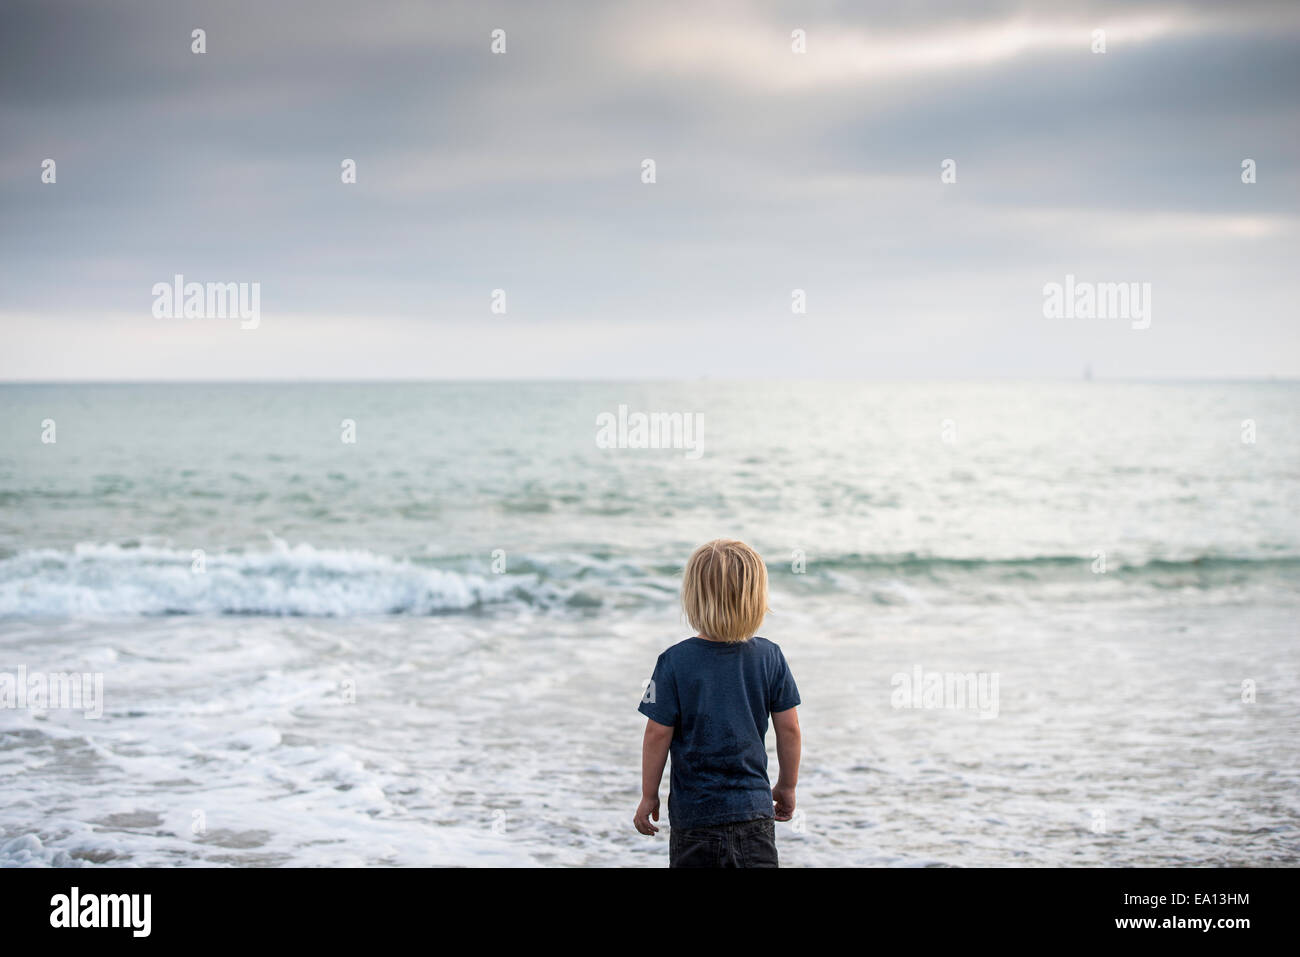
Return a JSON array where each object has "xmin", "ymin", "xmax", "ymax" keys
[
  {"xmin": 772, "ymin": 784, "xmax": 796, "ymax": 821},
  {"xmin": 633, "ymin": 795, "xmax": 660, "ymax": 835}
]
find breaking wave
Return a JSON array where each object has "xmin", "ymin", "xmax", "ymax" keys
[
  {"xmin": 0, "ymin": 542, "xmax": 1293, "ymax": 618},
  {"xmin": 0, "ymin": 542, "xmax": 559, "ymax": 618}
]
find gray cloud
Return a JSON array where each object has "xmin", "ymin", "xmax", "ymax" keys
[{"xmin": 1, "ymin": 0, "xmax": 1297, "ymax": 378}]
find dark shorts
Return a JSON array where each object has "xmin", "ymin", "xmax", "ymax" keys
[{"xmin": 668, "ymin": 817, "xmax": 779, "ymax": 868}]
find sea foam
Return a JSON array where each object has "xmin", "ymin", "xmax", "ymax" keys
[{"xmin": 0, "ymin": 542, "xmax": 545, "ymax": 618}]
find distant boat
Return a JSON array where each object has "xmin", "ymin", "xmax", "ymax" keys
[{"xmin": 1084, "ymin": 362, "xmax": 1093, "ymax": 381}]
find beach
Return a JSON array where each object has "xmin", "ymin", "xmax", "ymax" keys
[{"xmin": 1, "ymin": 380, "xmax": 1297, "ymax": 866}]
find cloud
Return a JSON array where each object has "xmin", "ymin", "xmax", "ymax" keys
[{"xmin": 0, "ymin": 0, "xmax": 1297, "ymax": 377}]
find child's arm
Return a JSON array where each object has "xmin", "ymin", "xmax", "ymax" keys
[
  {"xmin": 633, "ymin": 718, "xmax": 674, "ymax": 835},
  {"xmin": 771, "ymin": 706, "xmax": 801, "ymax": 821}
]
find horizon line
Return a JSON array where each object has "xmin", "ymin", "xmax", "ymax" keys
[{"xmin": 2, "ymin": 375, "xmax": 1298, "ymax": 386}]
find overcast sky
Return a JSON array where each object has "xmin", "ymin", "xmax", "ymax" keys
[{"xmin": 1, "ymin": 0, "xmax": 1297, "ymax": 380}]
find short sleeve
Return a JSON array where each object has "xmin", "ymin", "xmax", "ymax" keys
[
  {"xmin": 769, "ymin": 645, "xmax": 801, "ymax": 714},
  {"xmin": 638, "ymin": 652, "xmax": 679, "ymax": 727}
]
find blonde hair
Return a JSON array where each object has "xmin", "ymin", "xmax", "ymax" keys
[{"xmin": 682, "ymin": 539, "xmax": 769, "ymax": 643}]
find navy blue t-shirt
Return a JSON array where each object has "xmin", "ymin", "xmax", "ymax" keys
[{"xmin": 638, "ymin": 636, "xmax": 800, "ymax": 829}]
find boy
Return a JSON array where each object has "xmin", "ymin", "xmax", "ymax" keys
[{"xmin": 633, "ymin": 539, "xmax": 802, "ymax": 867}]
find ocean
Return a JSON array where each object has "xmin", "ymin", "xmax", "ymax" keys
[{"xmin": 1, "ymin": 381, "xmax": 1297, "ymax": 866}]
